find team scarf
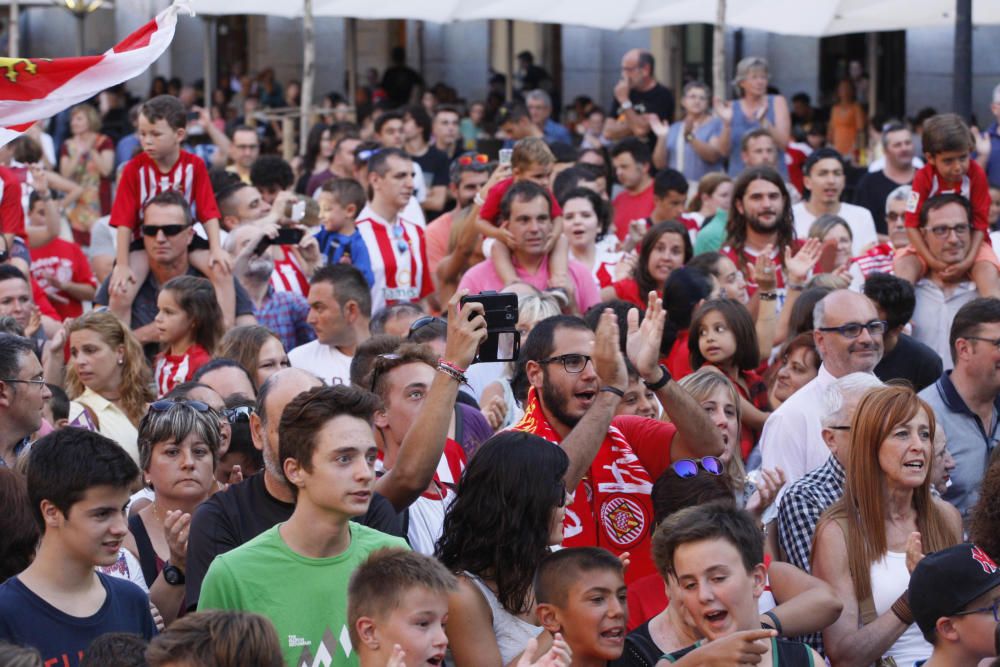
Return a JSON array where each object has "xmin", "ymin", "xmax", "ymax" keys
[{"xmin": 513, "ymin": 387, "xmax": 656, "ymax": 582}]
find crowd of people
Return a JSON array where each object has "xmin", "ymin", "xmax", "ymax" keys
[{"xmin": 2, "ymin": 45, "xmax": 1000, "ymax": 667}]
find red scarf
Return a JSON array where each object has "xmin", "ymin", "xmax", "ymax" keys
[{"xmin": 513, "ymin": 388, "xmax": 656, "ymax": 583}]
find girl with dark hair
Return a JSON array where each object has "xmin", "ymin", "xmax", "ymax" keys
[
  {"xmin": 659, "ymin": 266, "xmax": 717, "ymax": 380},
  {"xmin": 217, "ymin": 325, "xmax": 290, "ymax": 393},
  {"xmin": 602, "ymin": 221, "xmax": 693, "ymax": 308},
  {"xmin": 436, "ymin": 431, "xmax": 570, "ymax": 667},
  {"xmin": 154, "ymin": 275, "xmax": 225, "ymax": 396},
  {"xmin": 294, "ymin": 123, "xmax": 332, "ymax": 194},
  {"xmin": 689, "ymin": 299, "xmax": 770, "ymax": 460},
  {"xmin": 559, "ymin": 187, "xmax": 621, "ymax": 289}
]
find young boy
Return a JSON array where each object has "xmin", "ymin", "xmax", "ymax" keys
[
  {"xmin": 535, "ymin": 547, "xmax": 629, "ymax": 667},
  {"xmin": 909, "ymin": 542, "xmax": 1000, "ymax": 667},
  {"xmin": 348, "ymin": 548, "xmax": 455, "ymax": 667},
  {"xmin": 897, "ymin": 113, "xmax": 1000, "ymax": 297},
  {"xmin": 475, "ymin": 138, "xmax": 570, "ymax": 291},
  {"xmin": 108, "ymin": 95, "xmax": 235, "ymax": 322},
  {"xmin": 315, "ymin": 178, "xmax": 375, "ymax": 287},
  {"xmin": 0, "ymin": 428, "xmax": 156, "ymax": 662},
  {"xmin": 198, "ymin": 384, "xmax": 408, "ymax": 667},
  {"xmin": 652, "ymin": 502, "xmax": 821, "ymax": 665}
]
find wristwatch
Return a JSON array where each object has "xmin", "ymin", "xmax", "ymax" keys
[
  {"xmin": 685, "ymin": 132, "xmax": 695, "ymax": 142},
  {"xmin": 162, "ymin": 562, "xmax": 185, "ymax": 586},
  {"xmin": 643, "ymin": 364, "xmax": 672, "ymax": 391},
  {"xmin": 619, "ymin": 100, "xmax": 633, "ymax": 111}
]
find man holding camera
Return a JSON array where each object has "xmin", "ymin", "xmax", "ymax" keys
[{"xmin": 457, "ymin": 181, "xmax": 600, "ymax": 314}]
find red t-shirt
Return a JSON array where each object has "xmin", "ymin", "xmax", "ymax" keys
[
  {"xmin": 29, "ymin": 277, "xmax": 59, "ymax": 321},
  {"xmin": 611, "ymin": 278, "xmax": 645, "ymax": 309},
  {"xmin": 663, "ymin": 330, "xmax": 694, "ymax": 381},
  {"xmin": 29, "ymin": 238, "xmax": 96, "ymax": 319},
  {"xmin": 480, "ymin": 177, "xmax": 562, "ymax": 226},
  {"xmin": 110, "ymin": 151, "xmax": 221, "ymax": 239},
  {"xmin": 905, "ymin": 160, "xmax": 991, "ymax": 236},
  {"xmin": 0, "ymin": 167, "xmax": 25, "ymax": 239},
  {"xmin": 154, "ymin": 344, "xmax": 212, "ymax": 397},
  {"xmin": 612, "ymin": 183, "xmax": 655, "ymax": 240}
]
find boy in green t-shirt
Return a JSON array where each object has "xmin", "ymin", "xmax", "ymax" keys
[{"xmin": 198, "ymin": 384, "xmax": 408, "ymax": 666}]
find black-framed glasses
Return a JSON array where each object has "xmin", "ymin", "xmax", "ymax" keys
[
  {"xmin": 368, "ymin": 353, "xmax": 402, "ymax": 393},
  {"xmin": 671, "ymin": 456, "xmax": 724, "ymax": 478},
  {"xmin": 149, "ymin": 399, "xmax": 212, "ymax": 413},
  {"xmin": 827, "ymin": 425, "xmax": 851, "ymax": 432},
  {"xmin": 537, "ymin": 354, "xmax": 593, "ymax": 374},
  {"xmin": 408, "ymin": 316, "xmax": 446, "ymax": 340},
  {"xmin": 817, "ymin": 320, "xmax": 887, "ymax": 339},
  {"xmin": 953, "ymin": 598, "xmax": 1000, "ymax": 623},
  {"xmin": 223, "ymin": 406, "xmax": 254, "ymax": 424},
  {"xmin": 965, "ymin": 336, "xmax": 1000, "ymax": 351},
  {"xmin": 924, "ymin": 223, "xmax": 971, "ymax": 238},
  {"xmin": 141, "ymin": 224, "xmax": 190, "ymax": 237}
]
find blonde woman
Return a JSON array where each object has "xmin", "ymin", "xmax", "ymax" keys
[{"xmin": 61, "ymin": 311, "xmax": 154, "ymax": 462}]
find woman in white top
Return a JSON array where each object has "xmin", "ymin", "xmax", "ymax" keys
[
  {"xmin": 813, "ymin": 385, "xmax": 963, "ymax": 667},
  {"xmin": 560, "ymin": 187, "xmax": 621, "ymax": 290},
  {"xmin": 61, "ymin": 311, "xmax": 153, "ymax": 463},
  {"xmin": 436, "ymin": 431, "xmax": 571, "ymax": 667}
]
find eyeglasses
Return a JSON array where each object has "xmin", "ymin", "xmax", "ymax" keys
[
  {"xmin": 537, "ymin": 354, "xmax": 593, "ymax": 374},
  {"xmin": 368, "ymin": 353, "xmax": 402, "ymax": 393},
  {"xmin": 2, "ymin": 375, "xmax": 47, "ymax": 388},
  {"xmin": 149, "ymin": 399, "xmax": 212, "ymax": 413},
  {"xmin": 672, "ymin": 456, "xmax": 725, "ymax": 478},
  {"xmin": 223, "ymin": 406, "xmax": 254, "ymax": 424},
  {"xmin": 408, "ymin": 316, "xmax": 446, "ymax": 339},
  {"xmin": 457, "ymin": 153, "xmax": 489, "ymax": 166},
  {"xmin": 965, "ymin": 336, "xmax": 1000, "ymax": 351},
  {"xmin": 924, "ymin": 223, "xmax": 971, "ymax": 238},
  {"xmin": 141, "ymin": 224, "xmax": 190, "ymax": 237},
  {"xmin": 953, "ymin": 598, "xmax": 1000, "ymax": 623},
  {"xmin": 817, "ymin": 320, "xmax": 887, "ymax": 339},
  {"xmin": 826, "ymin": 425, "xmax": 852, "ymax": 432}
]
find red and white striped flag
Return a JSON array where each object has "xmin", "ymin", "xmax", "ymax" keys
[{"xmin": 0, "ymin": 0, "xmax": 193, "ymax": 147}]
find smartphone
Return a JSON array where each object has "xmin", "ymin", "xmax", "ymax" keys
[
  {"xmin": 498, "ymin": 148, "xmax": 513, "ymax": 166},
  {"xmin": 187, "ymin": 110, "xmax": 199, "ymax": 122},
  {"xmin": 460, "ymin": 291, "xmax": 520, "ymax": 363},
  {"xmin": 253, "ymin": 227, "xmax": 304, "ymax": 255},
  {"xmin": 285, "ymin": 199, "xmax": 307, "ymax": 223}
]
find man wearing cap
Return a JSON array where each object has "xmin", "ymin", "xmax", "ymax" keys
[{"xmin": 910, "ymin": 542, "xmax": 1000, "ymax": 666}]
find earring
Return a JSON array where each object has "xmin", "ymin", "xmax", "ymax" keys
[{"xmin": 117, "ymin": 359, "xmax": 124, "ymax": 365}]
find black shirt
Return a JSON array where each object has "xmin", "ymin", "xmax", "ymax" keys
[
  {"xmin": 612, "ymin": 84, "xmax": 676, "ymax": 125},
  {"xmin": 185, "ymin": 472, "xmax": 403, "ymax": 610},
  {"xmin": 875, "ymin": 333, "xmax": 944, "ymax": 393},
  {"xmin": 853, "ymin": 169, "xmax": 910, "ymax": 235}
]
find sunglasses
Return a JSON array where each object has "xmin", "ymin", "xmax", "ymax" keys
[
  {"xmin": 671, "ymin": 456, "xmax": 725, "ymax": 478},
  {"xmin": 223, "ymin": 406, "xmax": 254, "ymax": 424},
  {"xmin": 368, "ymin": 353, "xmax": 402, "ymax": 393},
  {"xmin": 457, "ymin": 153, "xmax": 489, "ymax": 166},
  {"xmin": 408, "ymin": 316, "xmax": 446, "ymax": 339},
  {"xmin": 149, "ymin": 399, "xmax": 212, "ymax": 413},
  {"xmin": 391, "ymin": 223, "xmax": 409, "ymax": 254},
  {"xmin": 141, "ymin": 223, "xmax": 190, "ymax": 237}
]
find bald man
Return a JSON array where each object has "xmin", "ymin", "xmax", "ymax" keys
[{"xmin": 605, "ymin": 48, "xmax": 675, "ymax": 145}]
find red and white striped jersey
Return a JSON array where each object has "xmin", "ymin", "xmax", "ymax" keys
[
  {"xmin": 270, "ymin": 247, "xmax": 310, "ymax": 296},
  {"xmin": 153, "ymin": 344, "xmax": 211, "ymax": 397},
  {"xmin": 110, "ymin": 151, "xmax": 221, "ymax": 240},
  {"xmin": 355, "ymin": 204, "xmax": 433, "ymax": 313}
]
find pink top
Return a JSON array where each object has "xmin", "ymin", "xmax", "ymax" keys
[{"xmin": 457, "ymin": 255, "xmax": 600, "ymax": 312}]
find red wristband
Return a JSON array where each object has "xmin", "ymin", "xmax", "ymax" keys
[{"xmin": 438, "ymin": 359, "xmax": 467, "ymax": 375}]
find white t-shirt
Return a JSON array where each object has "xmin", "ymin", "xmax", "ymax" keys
[
  {"xmin": 288, "ymin": 340, "xmax": 352, "ymax": 386},
  {"xmin": 792, "ymin": 201, "xmax": 878, "ymax": 256}
]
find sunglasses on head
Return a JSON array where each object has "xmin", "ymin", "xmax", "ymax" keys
[
  {"xmin": 149, "ymin": 399, "xmax": 212, "ymax": 414},
  {"xmin": 671, "ymin": 456, "xmax": 725, "ymax": 478},
  {"xmin": 223, "ymin": 406, "xmax": 254, "ymax": 424},
  {"xmin": 408, "ymin": 316, "xmax": 446, "ymax": 339},
  {"xmin": 457, "ymin": 153, "xmax": 489, "ymax": 166},
  {"xmin": 368, "ymin": 353, "xmax": 402, "ymax": 393},
  {"xmin": 141, "ymin": 223, "xmax": 190, "ymax": 237}
]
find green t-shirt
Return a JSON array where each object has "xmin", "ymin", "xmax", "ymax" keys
[
  {"xmin": 693, "ymin": 210, "xmax": 728, "ymax": 255},
  {"xmin": 198, "ymin": 522, "xmax": 408, "ymax": 666}
]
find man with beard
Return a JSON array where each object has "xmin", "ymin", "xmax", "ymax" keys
[
  {"xmin": 760, "ymin": 289, "xmax": 885, "ymax": 485},
  {"xmin": 226, "ymin": 224, "xmax": 314, "ymax": 352},
  {"xmin": 721, "ymin": 166, "xmax": 801, "ymax": 305},
  {"xmin": 512, "ymin": 297, "xmax": 723, "ymax": 583},
  {"xmin": 854, "ymin": 122, "xmax": 917, "ymax": 236}
]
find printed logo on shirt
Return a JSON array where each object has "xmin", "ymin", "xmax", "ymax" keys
[
  {"xmin": 599, "ymin": 494, "xmax": 646, "ymax": 548},
  {"xmin": 384, "ymin": 286, "xmax": 419, "ymax": 301},
  {"xmin": 288, "ymin": 635, "xmax": 311, "ymax": 648},
  {"xmin": 906, "ymin": 189, "xmax": 920, "ymax": 213}
]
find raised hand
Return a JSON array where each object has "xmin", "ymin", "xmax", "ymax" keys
[
  {"xmin": 648, "ymin": 114, "xmax": 669, "ymax": 138},
  {"xmin": 444, "ymin": 290, "xmax": 489, "ymax": 371},
  {"xmin": 163, "ymin": 509, "xmax": 192, "ymax": 572},
  {"xmin": 784, "ymin": 237, "xmax": 823, "ymax": 285},
  {"xmin": 713, "ymin": 97, "xmax": 734, "ymax": 125},
  {"xmin": 593, "ymin": 308, "xmax": 627, "ymax": 391},
  {"xmin": 745, "ymin": 467, "xmax": 786, "ymax": 519},
  {"xmin": 748, "ymin": 244, "xmax": 777, "ymax": 292},
  {"xmin": 517, "ymin": 633, "xmax": 572, "ymax": 667},
  {"xmin": 626, "ymin": 291, "xmax": 666, "ymax": 381},
  {"xmin": 905, "ymin": 531, "xmax": 924, "ymax": 574}
]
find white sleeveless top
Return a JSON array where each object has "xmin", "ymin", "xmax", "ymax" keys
[
  {"xmin": 870, "ymin": 551, "xmax": 932, "ymax": 665},
  {"xmin": 463, "ymin": 572, "xmax": 542, "ymax": 665}
]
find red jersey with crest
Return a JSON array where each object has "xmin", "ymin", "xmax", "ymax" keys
[{"xmin": 154, "ymin": 344, "xmax": 211, "ymax": 397}]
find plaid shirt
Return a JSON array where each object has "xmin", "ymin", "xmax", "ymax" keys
[
  {"xmin": 777, "ymin": 455, "xmax": 845, "ymax": 657},
  {"xmin": 255, "ymin": 285, "xmax": 315, "ymax": 353}
]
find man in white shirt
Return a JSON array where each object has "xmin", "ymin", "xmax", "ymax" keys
[
  {"xmin": 760, "ymin": 289, "xmax": 884, "ymax": 484},
  {"xmin": 792, "ymin": 147, "xmax": 878, "ymax": 255},
  {"xmin": 289, "ymin": 264, "xmax": 371, "ymax": 386}
]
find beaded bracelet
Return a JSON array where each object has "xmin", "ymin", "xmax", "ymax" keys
[{"xmin": 435, "ymin": 363, "xmax": 467, "ymax": 385}]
